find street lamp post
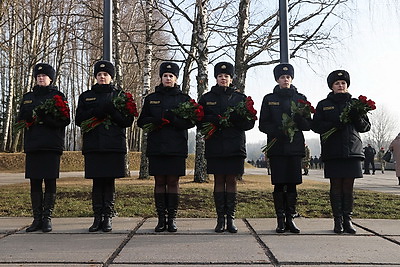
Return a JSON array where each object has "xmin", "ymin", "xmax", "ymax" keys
[
  {"xmin": 103, "ymin": 0, "xmax": 112, "ymax": 61},
  {"xmin": 279, "ymin": 0, "xmax": 289, "ymax": 63}
]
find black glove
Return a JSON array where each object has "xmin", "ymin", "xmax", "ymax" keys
[
  {"xmin": 93, "ymin": 106, "xmax": 107, "ymax": 120},
  {"xmin": 163, "ymin": 110, "xmax": 176, "ymax": 123},
  {"xmin": 333, "ymin": 119, "xmax": 345, "ymax": 129},
  {"xmin": 103, "ymin": 101, "xmax": 115, "ymax": 114},
  {"xmin": 35, "ymin": 108, "xmax": 46, "ymax": 119},
  {"xmin": 348, "ymin": 108, "xmax": 360, "ymax": 122},
  {"xmin": 229, "ymin": 110, "xmax": 242, "ymax": 123},
  {"xmin": 293, "ymin": 113, "xmax": 305, "ymax": 126}
]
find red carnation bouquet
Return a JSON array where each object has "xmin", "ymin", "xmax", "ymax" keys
[
  {"xmin": 321, "ymin": 95, "xmax": 376, "ymax": 143},
  {"xmin": 261, "ymin": 99, "xmax": 315, "ymax": 153},
  {"xmin": 142, "ymin": 99, "xmax": 204, "ymax": 133},
  {"xmin": 14, "ymin": 95, "xmax": 70, "ymax": 132},
  {"xmin": 80, "ymin": 91, "xmax": 138, "ymax": 134},
  {"xmin": 201, "ymin": 96, "xmax": 257, "ymax": 140}
]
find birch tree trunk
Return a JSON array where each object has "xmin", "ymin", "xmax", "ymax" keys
[
  {"xmin": 234, "ymin": 0, "xmax": 250, "ymax": 94},
  {"xmin": 139, "ymin": 0, "xmax": 154, "ymax": 180},
  {"xmin": 1, "ymin": 6, "xmax": 16, "ymax": 152},
  {"xmin": 193, "ymin": 0, "xmax": 209, "ymax": 183}
]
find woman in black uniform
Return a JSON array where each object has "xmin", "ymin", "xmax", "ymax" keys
[
  {"xmin": 18, "ymin": 63, "xmax": 70, "ymax": 232},
  {"xmin": 137, "ymin": 62, "xmax": 195, "ymax": 232},
  {"xmin": 75, "ymin": 60, "xmax": 135, "ymax": 232},
  {"xmin": 259, "ymin": 63, "xmax": 311, "ymax": 233},
  {"xmin": 312, "ymin": 70, "xmax": 371, "ymax": 234},
  {"xmin": 199, "ymin": 62, "xmax": 255, "ymax": 233}
]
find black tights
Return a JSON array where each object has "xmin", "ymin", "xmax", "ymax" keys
[
  {"xmin": 30, "ymin": 179, "xmax": 56, "ymax": 194},
  {"xmin": 154, "ymin": 175, "xmax": 180, "ymax": 194},
  {"xmin": 330, "ymin": 178, "xmax": 354, "ymax": 195},
  {"xmin": 214, "ymin": 174, "xmax": 237, "ymax": 193},
  {"xmin": 273, "ymin": 183, "xmax": 297, "ymax": 193},
  {"xmin": 92, "ymin": 178, "xmax": 115, "ymax": 195}
]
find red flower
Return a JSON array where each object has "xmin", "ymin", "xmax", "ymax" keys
[
  {"xmin": 172, "ymin": 99, "xmax": 204, "ymax": 124},
  {"xmin": 80, "ymin": 91, "xmax": 138, "ymax": 134},
  {"xmin": 322, "ymin": 95, "xmax": 376, "ymax": 143},
  {"xmin": 201, "ymin": 96, "xmax": 257, "ymax": 139}
]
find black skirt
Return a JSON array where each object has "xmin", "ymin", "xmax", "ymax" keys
[
  {"xmin": 324, "ymin": 158, "xmax": 363, "ymax": 179},
  {"xmin": 206, "ymin": 156, "xmax": 244, "ymax": 175},
  {"xmin": 148, "ymin": 156, "xmax": 186, "ymax": 176},
  {"xmin": 84, "ymin": 152, "xmax": 125, "ymax": 179},
  {"xmin": 25, "ymin": 151, "xmax": 61, "ymax": 179},
  {"xmin": 269, "ymin": 156, "xmax": 302, "ymax": 185}
]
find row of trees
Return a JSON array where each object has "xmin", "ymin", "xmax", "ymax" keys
[{"xmin": 1, "ymin": 0, "xmax": 355, "ymax": 179}]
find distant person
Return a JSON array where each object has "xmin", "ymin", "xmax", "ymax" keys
[
  {"xmin": 302, "ymin": 145, "xmax": 310, "ymax": 175},
  {"xmin": 313, "ymin": 156, "xmax": 319, "ymax": 170},
  {"xmin": 363, "ymin": 144, "xmax": 376, "ymax": 174},
  {"xmin": 17, "ymin": 63, "xmax": 70, "ymax": 232},
  {"xmin": 199, "ymin": 61, "xmax": 256, "ymax": 233},
  {"xmin": 75, "ymin": 60, "xmax": 136, "ymax": 232},
  {"xmin": 376, "ymin": 147, "xmax": 386, "ymax": 174},
  {"xmin": 318, "ymin": 155, "xmax": 324, "ymax": 169},
  {"xmin": 312, "ymin": 70, "xmax": 371, "ymax": 234},
  {"xmin": 389, "ymin": 134, "xmax": 400, "ymax": 185},
  {"xmin": 137, "ymin": 62, "xmax": 196, "ymax": 233},
  {"xmin": 259, "ymin": 63, "xmax": 312, "ymax": 234}
]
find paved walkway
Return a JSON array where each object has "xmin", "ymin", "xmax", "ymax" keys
[
  {"xmin": 1, "ymin": 169, "xmax": 399, "ymax": 266},
  {"xmin": 1, "ymin": 217, "xmax": 399, "ymax": 266}
]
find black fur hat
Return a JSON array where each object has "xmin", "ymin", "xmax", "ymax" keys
[
  {"xmin": 159, "ymin": 62, "xmax": 179, "ymax": 78},
  {"xmin": 327, "ymin": 70, "xmax": 350, "ymax": 89},
  {"xmin": 273, "ymin": 63, "xmax": 294, "ymax": 81},
  {"xmin": 33, "ymin": 63, "xmax": 55, "ymax": 82},
  {"xmin": 94, "ymin": 60, "xmax": 115, "ymax": 79},
  {"xmin": 214, "ymin": 62, "xmax": 234, "ymax": 78}
]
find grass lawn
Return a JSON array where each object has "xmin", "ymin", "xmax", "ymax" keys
[{"xmin": 1, "ymin": 174, "xmax": 399, "ymax": 219}]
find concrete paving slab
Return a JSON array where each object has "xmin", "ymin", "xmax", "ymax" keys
[
  {"xmin": 247, "ymin": 218, "xmax": 370, "ymax": 235},
  {"xmin": 260, "ymin": 235, "xmax": 400, "ymax": 265},
  {"xmin": 0, "ymin": 233, "xmax": 125, "ymax": 264},
  {"xmin": 0, "ymin": 217, "xmax": 32, "ymax": 233},
  {"xmin": 0, "ymin": 265, "xmax": 101, "ymax": 267},
  {"xmin": 110, "ymin": 264, "xmax": 272, "ymax": 267},
  {"xmin": 12, "ymin": 217, "xmax": 143, "ymax": 234},
  {"xmin": 114, "ymin": 234, "xmax": 269, "ymax": 264},
  {"xmin": 137, "ymin": 218, "xmax": 250, "ymax": 234},
  {"xmin": 354, "ymin": 219, "xmax": 400, "ymax": 235}
]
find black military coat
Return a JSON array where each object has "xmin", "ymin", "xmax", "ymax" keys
[
  {"xmin": 198, "ymin": 85, "xmax": 255, "ymax": 159},
  {"xmin": 18, "ymin": 85, "xmax": 70, "ymax": 153},
  {"xmin": 259, "ymin": 85, "xmax": 311, "ymax": 157},
  {"xmin": 75, "ymin": 84, "xmax": 134, "ymax": 154},
  {"xmin": 312, "ymin": 92, "xmax": 370, "ymax": 161},
  {"xmin": 137, "ymin": 84, "xmax": 195, "ymax": 157}
]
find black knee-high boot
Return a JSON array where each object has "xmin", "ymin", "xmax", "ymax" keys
[
  {"xmin": 285, "ymin": 192, "xmax": 300, "ymax": 233},
  {"xmin": 26, "ymin": 192, "xmax": 43, "ymax": 232},
  {"xmin": 213, "ymin": 192, "xmax": 225, "ymax": 233},
  {"xmin": 342, "ymin": 193, "xmax": 356, "ymax": 234},
  {"xmin": 42, "ymin": 192, "xmax": 56, "ymax": 232},
  {"xmin": 225, "ymin": 192, "xmax": 238, "ymax": 233},
  {"xmin": 154, "ymin": 193, "xmax": 167, "ymax": 232},
  {"xmin": 102, "ymin": 191, "xmax": 115, "ymax": 232},
  {"xmin": 89, "ymin": 185, "xmax": 103, "ymax": 232},
  {"xmin": 272, "ymin": 192, "xmax": 285, "ymax": 233},
  {"xmin": 330, "ymin": 193, "xmax": 344, "ymax": 234},
  {"xmin": 167, "ymin": 193, "xmax": 179, "ymax": 232}
]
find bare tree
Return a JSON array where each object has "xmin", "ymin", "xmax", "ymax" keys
[{"xmin": 363, "ymin": 107, "xmax": 399, "ymax": 150}]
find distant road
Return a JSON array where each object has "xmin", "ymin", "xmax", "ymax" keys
[{"xmin": 0, "ymin": 168, "xmax": 399, "ymax": 195}]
